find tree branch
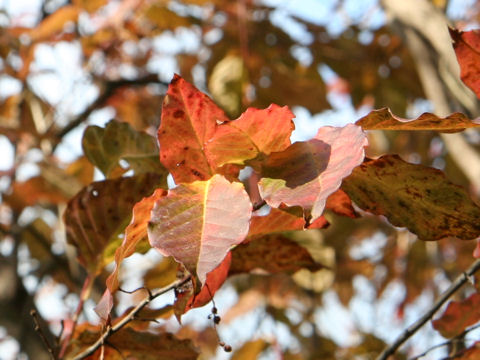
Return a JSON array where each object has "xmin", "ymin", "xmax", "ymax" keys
[
  {"xmin": 377, "ymin": 258, "xmax": 480, "ymax": 360},
  {"xmin": 69, "ymin": 276, "xmax": 191, "ymax": 360},
  {"xmin": 53, "ymin": 75, "xmax": 169, "ymax": 144}
]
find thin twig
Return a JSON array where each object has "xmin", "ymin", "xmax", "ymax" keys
[
  {"xmin": 409, "ymin": 323, "xmax": 480, "ymax": 359},
  {"xmin": 69, "ymin": 276, "xmax": 191, "ymax": 360},
  {"xmin": 377, "ymin": 258, "xmax": 480, "ymax": 360},
  {"xmin": 31, "ymin": 309, "xmax": 56, "ymax": 360}
]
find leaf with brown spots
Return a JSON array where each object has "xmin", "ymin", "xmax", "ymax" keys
[
  {"xmin": 158, "ymin": 74, "xmax": 229, "ymax": 183},
  {"xmin": 64, "ymin": 173, "xmax": 165, "ymax": 274},
  {"xmin": 230, "ymin": 234, "xmax": 324, "ymax": 275},
  {"xmin": 342, "ymin": 155, "xmax": 480, "ymax": 240},
  {"xmin": 432, "ymin": 292, "xmax": 480, "ymax": 338},
  {"xmin": 450, "ymin": 28, "xmax": 480, "ymax": 99},
  {"xmin": 356, "ymin": 107, "xmax": 480, "ymax": 133}
]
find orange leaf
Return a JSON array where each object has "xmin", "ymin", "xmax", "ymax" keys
[
  {"xmin": 206, "ymin": 104, "xmax": 295, "ymax": 167},
  {"xmin": 356, "ymin": 107, "xmax": 480, "ymax": 133}
]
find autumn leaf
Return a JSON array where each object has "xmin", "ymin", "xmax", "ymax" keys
[
  {"xmin": 449, "ymin": 28, "xmax": 480, "ymax": 99},
  {"xmin": 158, "ymin": 74, "xmax": 229, "ymax": 183},
  {"xmin": 28, "ymin": 5, "xmax": 80, "ymax": 42},
  {"xmin": 82, "ymin": 120, "xmax": 167, "ymax": 178},
  {"xmin": 342, "ymin": 155, "xmax": 480, "ymax": 240},
  {"xmin": 148, "ymin": 174, "xmax": 252, "ymax": 284},
  {"xmin": 356, "ymin": 107, "xmax": 480, "ymax": 132},
  {"xmin": 66, "ymin": 325, "xmax": 198, "ymax": 360},
  {"xmin": 230, "ymin": 234, "xmax": 324, "ymax": 275},
  {"xmin": 432, "ymin": 292, "xmax": 480, "ymax": 338},
  {"xmin": 206, "ymin": 104, "xmax": 295, "ymax": 167},
  {"xmin": 64, "ymin": 173, "xmax": 165, "ymax": 274},
  {"xmin": 258, "ymin": 124, "xmax": 368, "ymax": 221},
  {"xmin": 231, "ymin": 339, "xmax": 269, "ymax": 360}
]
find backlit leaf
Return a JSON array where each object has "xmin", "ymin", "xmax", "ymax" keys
[
  {"xmin": 158, "ymin": 74, "xmax": 228, "ymax": 183},
  {"xmin": 259, "ymin": 124, "xmax": 367, "ymax": 221},
  {"xmin": 64, "ymin": 173, "xmax": 164, "ymax": 274},
  {"xmin": 432, "ymin": 292, "xmax": 480, "ymax": 338},
  {"xmin": 231, "ymin": 339, "xmax": 269, "ymax": 360},
  {"xmin": 356, "ymin": 107, "xmax": 480, "ymax": 132},
  {"xmin": 450, "ymin": 28, "xmax": 480, "ymax": 99},
  {"xmin": 342, "ymin": 155, "xmax": 480, "ymax": 240},
  {"xmin": 82, "ymin": 120, "xmax": 167, "ymax": 178},
  {"xmin": 28, "ymin": 5, "xmax": 80, "ymax": 42},
  {"xmin": 230, "ymin": 234, "xmax": 324, "ymax": 275},
  {"xmin": 148, "ymin": 174, "xmax": 252, "ymax": 284},
  {"xmin": 206, "ymin": 104, "xmax": 295, "ymax": 167}
]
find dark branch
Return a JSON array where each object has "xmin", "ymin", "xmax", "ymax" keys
[
  {"xmin": 31, "ymin": 309, "xmax": 56, "ymax": 360},
  {"xmin": 377, "ymin": 258, "xmax": 480, "ymax": 360},
  {"xmin": 69, "ymin": 276, "xmax": 191, "ymax": 360}
]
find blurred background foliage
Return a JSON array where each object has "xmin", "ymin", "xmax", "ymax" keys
[{"xmin": 1, "ymin": 0, "xmax": 480, "ymax": 359}]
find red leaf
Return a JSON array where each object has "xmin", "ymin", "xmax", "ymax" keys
[
  {"xmin": 450, "ymin": 28, "xmax": 480, "ymax": 99},
  {"xmin": 148, "ymin": 174, "xmax": 252, "ymax": 284},
  {"xmin": 259, "ymin": 124, "xmax": 367, "ymax": 221},
  {"xmin": 432, "ymin": 292, "xmax": 480, "ymax": 338},
  {"xmin": 206, "ymin": 104, "xmax": 295, "ymax": 166},
  {"xmin": 158, "ymin": 74, "xmax": 228, "ymax": 183},
  {"xmin": 356, "ymin": 107, "xmax": 480, "ymax": 133}
]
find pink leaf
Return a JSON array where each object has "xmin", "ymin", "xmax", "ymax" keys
[
  {"xmin": 148, "ymin": 174, "xmax": 252, "ymax": 284},
  {"xmin": 258, "ymin": 124, "xmax": 368, "ymax": 221}
]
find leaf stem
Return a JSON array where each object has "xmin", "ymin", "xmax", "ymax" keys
[
  {"xmin": 377, "ymin": 258, "xmax": 480, "ymax": 360},
  {"xmin": 69, "ymin": 276, "xmax": 191, "ymax": 360}
]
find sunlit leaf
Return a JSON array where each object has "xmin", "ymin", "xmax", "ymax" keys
[
  {"xmin": 148, "ymin": 174, "xmax": 252, "ymax": 284},
  {"xmin": 259, "ymin": 124, "xmax": 367, "ymax": 221},
  {"xmin": 28, "ymin": 5, "xmax": 80, "ymax": 42},
  {"xmin": 206, "ymin": 104, "xmax": 295, "ymax": 167},
  {"xmin": 356, "ymin": 107, "xmax": 480, "ymax": 132},
  {"xmin": 64, "ymin": 173, "xmax": 164, "ymax": 274},
  {"xmin": 432, "ymin": 292, "xmax": 480, "ymax": 338},
  {"xmin": 82, "ymin": 120, "xmax": 167, "ymax": 178},
  {"xmin": 450, "ymin": 28, "xmax": 480, "ymax": 99},
  {"xmin": 158, "ymin": 74, "xmax": 229, "ymax": 183},
  {"xmin": 342, "ymin": 155, "xmax": 480, "ymax": 240}
]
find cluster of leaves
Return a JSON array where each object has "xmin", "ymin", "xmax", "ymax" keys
[{"xmin": 2, "ymin": 1, "xmax": 480, "ymax": 359}]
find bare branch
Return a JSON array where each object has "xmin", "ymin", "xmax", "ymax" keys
[
  {"xmin": 31, "ymin": 309, "xmax": 56, "ymax": 360},
  {"xmin": 377, "ymin": 258, "xmax": 480, "ymax": 360},
  {"xmin": 52, "ymin": 75, "xmax": 169, "ymax": 144},
  {"xmin": 69, "ymin": 276, "xmax": 191, "ymax": 360}
]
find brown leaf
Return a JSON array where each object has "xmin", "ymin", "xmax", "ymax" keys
[
  {"xmin": 230, "ymin": 234, "xmax": 324, "ymax": 275},
  {"xmin": 64, "ymin": 173, "xmax": 164, "ymax": 274},
  {"xmin": 343, "ymin": 155, "xmax": 480, "ymax": 240}
]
